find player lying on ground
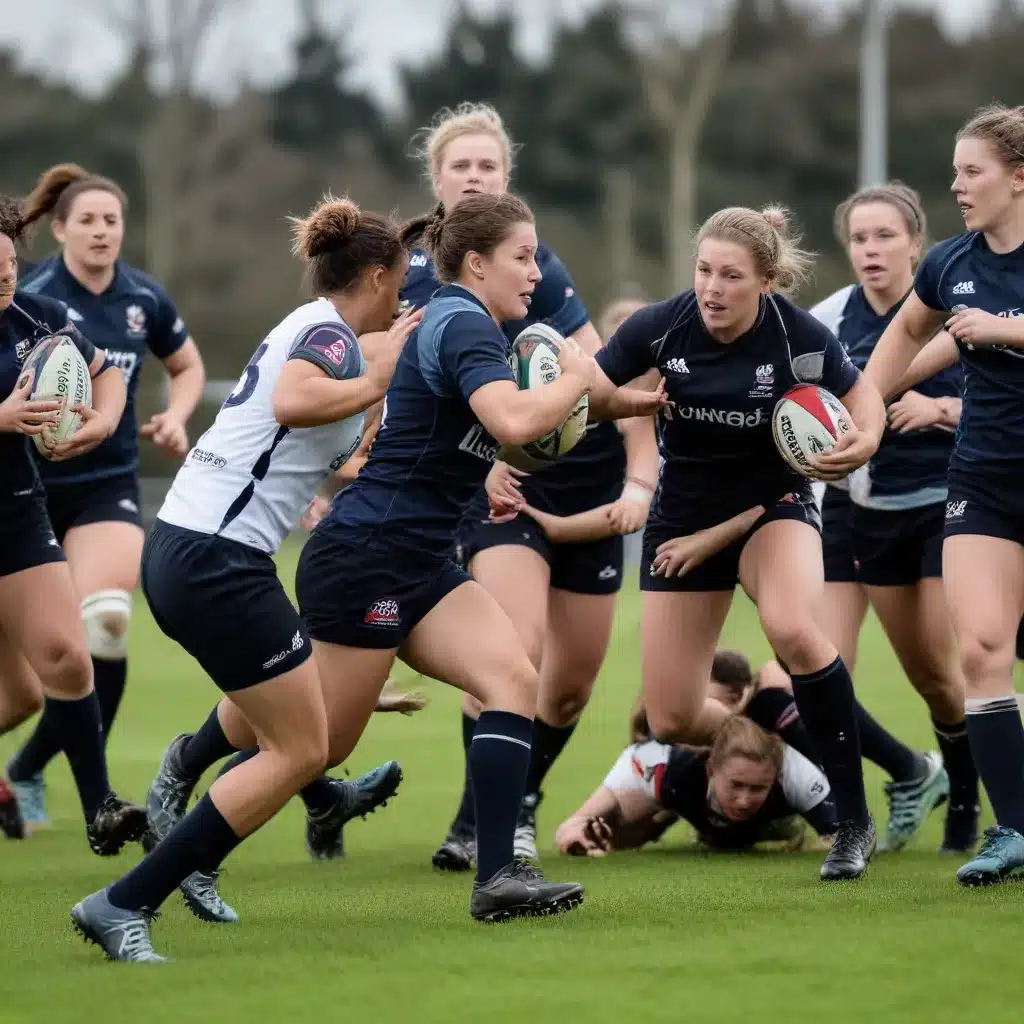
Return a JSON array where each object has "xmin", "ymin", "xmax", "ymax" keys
[{"xmin": 555, "ymin": 713, "xmax": 836, "ymax": 857}]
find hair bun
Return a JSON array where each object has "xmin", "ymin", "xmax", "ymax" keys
[
  {"xmin": 296, "ymin": 197, "xmax": 360, "ymax": 260},
  {"xmin": 760, "ymin": 205, "xmax": 790, "ymax": 234}
]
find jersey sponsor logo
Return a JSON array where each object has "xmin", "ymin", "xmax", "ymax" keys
[
  {"xmin": 14, "ymin": 338, "xmax": 31, "ymax": 364},
  {"xmin": 106, "ymin": 350, "xmax": 139, "ymax": 383},
  {"xmin": 945, "ymin": 499, "xmax": 967, "ymax": 519},
  {"xmin": 125, "ymin": 304, "xmax": 148, "ymax": 339},
  {"xmin": 458, "ymin": 424, "xmax": 500, "ymax": 462},
  {"xmin": 117, "ymin": 498, "xmax": 139, "ymax": 514},
  {"xmin": 662, "ymin": 357, "xmax": 689, "ymax": 374},
  {"xmin": 189, "ymin": 447, "xmax": 227, "ymax": 469},
  {"xmin": 666, "ymin": 405, "xmax": 765, "ymax": 428},
  {"xmin": 172, "ymin": 316, "xmax": 185, "ymax": 334},
  {"xmin": 66, "ymin": 307, "xmax": 84, "ymax": 322},
  {"xmin": 322, "ymin": 338, "xmax": 349, "ymax": 365},
  {"xmin": 951, "ymin": 281, "xmax": 975, "ymax": 295},
  {"xmin": 409, "ymin": 254, "xmax": 429, "ymax": 267},
  {"xmin": 364, "ymin": 598, "xmax": 400, "ymax": 626},
  {"xmin": 598, "ymin": 565, "xmax": 618, "ymax": 580}
]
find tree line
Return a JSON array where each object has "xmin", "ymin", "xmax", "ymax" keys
[{"xmin": 0, "ymin": 0, "xmax": 1020, "ymax": 472}]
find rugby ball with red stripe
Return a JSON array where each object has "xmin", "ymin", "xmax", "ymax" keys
[{"xmin": 771, "ymin": 384, "xmax": 850, "ymax": 477}]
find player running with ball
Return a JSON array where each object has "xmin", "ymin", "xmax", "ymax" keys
[
  {"xmin": 0, "ymin": 191, "xmax": 147, "ymax": 853},
  {"xmin": 590, "ymin": 204, "xmax": 887, "ymax": 881},
  {"xmin": 399, "ymin": 103, "xmax": 659, "ymax": 871}
]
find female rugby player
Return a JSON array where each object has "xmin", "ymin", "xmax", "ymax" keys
[
  {"xmin": 555, "ymin": 716, "xmax": 836, "ymax": 857},
  {"xmin": 400, "ymin": 104, "xmax": 659, "ymax": 872},
  {"xmin": 865, "ymin": 103, "xmax": 1024, "ymax": 886},
  {"xmin": 7, "ymin": 164, "xmax": 205, "ymax": 828},
  {"xmin": 71, "ymin": 196, "xmax": 420, "ymax": 961},
  {"xmin": 0, "ymin": 192, "xmax": 147, "ymax": 853},
  {"xmin": 810, "ymin": 182, "xmax": 977, "ymax": 855},
  {"xmin": 591, "ymin": 204, "xmax": 887, "ymax": 881},
  {"xmin": 293, "ymin": 194, "xmax": 662, "ymax": 925}
]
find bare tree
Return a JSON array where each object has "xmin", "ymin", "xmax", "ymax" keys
[
  {"xmin": 628, "ymin": 0, "xmax": 736, "ymax": 293},
  {"xmin": 93, "ymin": 0, "xmax": 246, "ymax": 284}
]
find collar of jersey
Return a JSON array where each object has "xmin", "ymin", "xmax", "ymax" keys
[
  {"xmin": 434, "ymin": 283, "xmax": 491, "ymax": 316},
  {"xmin": 52, "ymin": 255, "xmax": 124, "ymax": 300}
]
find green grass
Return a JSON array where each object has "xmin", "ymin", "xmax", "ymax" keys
[{"xmin": 2, "ymin": 542, "xmax": 1023, "ymax": 1023}]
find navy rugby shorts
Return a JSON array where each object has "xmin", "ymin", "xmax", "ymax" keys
[{"xmin": 142, "ymin": 519, "xmax": 310, "ymax": 693}]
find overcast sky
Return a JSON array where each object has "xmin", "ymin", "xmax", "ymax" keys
[{"xmin": 0, "ymin": 0, "xmax": 1015, "ymax": 109}]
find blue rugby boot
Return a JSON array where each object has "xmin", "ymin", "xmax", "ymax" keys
[{"xmin": 956, "ymin": 826, "xmax": 1024, "ymax": 887}]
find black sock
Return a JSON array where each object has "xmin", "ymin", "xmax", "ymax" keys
[
  {"xmin": 216, "ymin": 747, "xmax": 258, "ymax": 779},
  {"xmin": 449, "ymin": 712, "xmax": 478, "ymax": 835},
  {"xmin": 300, "ymin": 776, "xmax": 337, "ymax": 815},
  {"xmin": 524, "ymin": 719, "xmax": 576, "ymax": 798},
  {"xmin": 932, "ymin": 718, "xmax": 979, "ymax": 808},
  {"xmin": 743, "ymin": 687, "xmax": 819, "ymax": 764},
  {"xmin": 790, "ymin": 657, "xmax": 869, "ymax": 826},
  {"xmin": 107, "ymin": 793, "xmax": 241, "ymax": 912},
  {"xmin": 469, "ymin": 710, "xmax": 532, "ymax": 882},
  {"xmin": 965, "ymin": 696, "xmax": 1024, "ymax": 834},
  {"xmin": 181, "ymin": 706, "xmax": 239, "ymax": 779},
  {"xmin": 855, "ymin": 702, "xmax": 924, "ymax": 783},
  {"xmin": 6, "ymin": 716, "xmax": 60, "ymax": 781},
  {"xmin": 94, "ymin": 658, "xmax": 127, "ymax": 744},
  {"xmin": 13, "ymin": 694, "xmax": 110, "ymax": 822}
]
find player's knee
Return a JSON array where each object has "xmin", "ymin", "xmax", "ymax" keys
[
  {"xmin": 34, "ymin": 638, "xmax": 92, "ymax": 698},
  {"xmin": 546, "ymin": 689, "xmax": 591, "ymax": 725},
  {"xmin": 958, "ymin": 630, "xmax": 1015, "ymax": 690},
  {"xmin": 758, "ymin": 610, "xmax": 822, "ymax": 673},
  {"xmin": 478, "ymin": 656, "xmax": 538, "ymax": 717},
  {"xmin": 82, "ymin": 589, "xmax": 133, "ymax": 661}
]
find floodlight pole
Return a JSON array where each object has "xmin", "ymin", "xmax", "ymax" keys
[{"xmin": 859, "ymin": 0, "xmax": 888, "ymax": 187}]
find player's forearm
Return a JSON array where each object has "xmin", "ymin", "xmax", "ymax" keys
[
  {"xmin": 866, "ymin": 324, "xmax": 932, "ymax": 402},
  {"xmin": 895, "ymin": 331, "xmax": 958, "ymax": 392},
  {"xmin": 500, "ymin": 374, "xmax": 589, "ymax": 446},
  {"xmin": 707, "ymin": 505, "xmax": 766, "ymax": 549},
  {"xmin": 274, "ymin": 375, "xmax": 383, "ymax": 429},
  {"xmin": 620, "ymin": 414, "xmax": 659, "ymax": 490},
  {"xmin": 526, "ymin": 504, "xmax": 617, "ymax": 543},
  {"xmin": 92, "ymin": 365, "xmax": 127, "ymax": 427},
  {"xmin": 164, "ymin": 360, "xmax": 205, "ymax": 423}
]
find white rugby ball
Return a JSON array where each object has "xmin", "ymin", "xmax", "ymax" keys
[
  {"xmin": 771, "ymin": 383, "xmax": 850, "ymax": 478},
  {"xmin": 21, "ymin": 335, "xmax": 92, "ymax": 457},
  {"xmin": 499, "ymin": 323, "xmax": 590, "ymax": 471}
]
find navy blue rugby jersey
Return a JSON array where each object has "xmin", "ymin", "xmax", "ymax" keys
[
  {"xmin": 0, "ymin": 293, "xmax": 100, "ymax": 500},
  {"xmin": 402, "ymin": 242, "xmax": 626, "ymax": 511},
  {"xmin": 813, "ymin": 284, "xmax": 962, "ymax": 509},
  {"xmin": 326, "ymin": 285, "xmax": 515, "ymax": 553},
  {"xmin": 19, "ymin": 256, "xmax": 188, "ymax": 484},
  {"xmin": 595, "ymin": 290, "xmax": 861, "ymax": 526},
  {"xmin": 915, "ymin": 232, "xmax": 1024, "ymax": 475}
]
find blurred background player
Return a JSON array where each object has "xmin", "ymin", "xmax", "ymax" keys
[
  {"xmin": 866, "ymin": 103, "xmax": 1024, "ymax": 887},
  {"xmin": 0, "ymin": 190, "xmax": 147, "ymax": 853},
  {"xmin": 6, "ymin": 164, "xmax": 205, "ymax": 830},
  {"xmin": 399, "ymin": 103, "xmax": 660, "ymax": 873},
  {"xmin": 592, "ymin": 204, "xmax": 887, "ymax": 881},
  {"xmin": 807, "ymin": 181, "xmax": 977, "ymax": 854}
]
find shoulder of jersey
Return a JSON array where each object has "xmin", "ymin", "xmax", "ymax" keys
[
  {"xmin": 923, "ymin": 231, "xmax": 979, "ymax": 265},
  {"xmin": 116, "ymin": 262, "xmax": 170, "ymax": 301},
  {"xmin": 13, "ymin": 290, "xmax": 66, "ymax": 328},
  {"xmin": 16, "ymin": 256, "xmax": 60, "ymax": 294},
  {"xmin": 808, "ymin": 284, "xmax": 857, "ymax": 332}
]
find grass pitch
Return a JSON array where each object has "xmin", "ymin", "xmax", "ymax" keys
[{"xmin": 2, "ymin": 542, "xmax": 1023, "ymax": 1023}]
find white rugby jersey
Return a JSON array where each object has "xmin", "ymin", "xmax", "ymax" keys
[{"xmin": 159, "ymin": 298, "xmax": 366, "ymax": 553}]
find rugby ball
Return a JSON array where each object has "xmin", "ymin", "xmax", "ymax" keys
[
  {"xmin": 499, "ymin": 323, "xmax": 590, "ymax": 471},
  {"xmin": 771, "ymin": 384, "xmax": 850, "ymax": 478},
  {"xmin": 21, "ymin": 335, "xmax": 92, "ymax": 457}
]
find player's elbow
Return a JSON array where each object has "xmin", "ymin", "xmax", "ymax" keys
[{"xmin": 482, "ymin": 409, "xmax": 533, "ymax": 447}]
